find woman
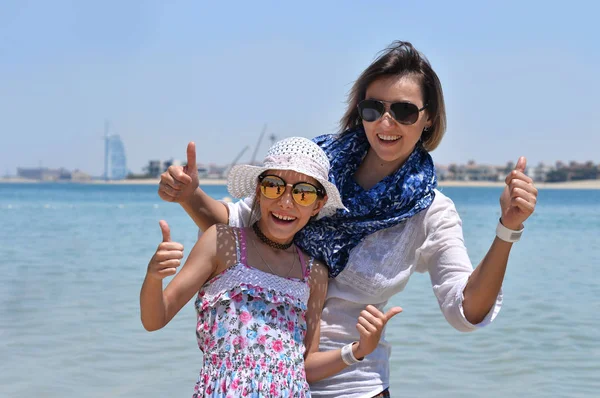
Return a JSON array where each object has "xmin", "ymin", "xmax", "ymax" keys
[{"xmin": 158, "ymin": 41, "xmax": 538, "ymax": 397}]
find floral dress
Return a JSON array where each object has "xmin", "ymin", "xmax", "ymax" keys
[{"xmin": 193, "ymin": 227, "xmax": 314, "ymax": 397}]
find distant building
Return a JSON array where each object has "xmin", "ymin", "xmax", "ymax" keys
[
  {"xmin": 532, "ymin": 163, "xmax": 553, "ymax": 182},
  {"xmin": 197, "ymin": 163, "xmax": 209, "ymax": 178},
  {"xmin": 435, "ymin": 164, "xmax": 450, "ymax": 180},
  {"xmin": 144, "ymin": 160, "xmax": 163, "ymax": 178},
  {"xmin": 545, "ymin": 161, "xmax": 599, "ymax": 182},
  {"xmin": 17, "ymin": 167, "xmax": 71, "ymax": 181},
  {"xmin": 208, "ymin": 163, "xmax": 227, "ymax": 179},
  {"xmin": 444, "ymin": 161, "xmax": 503, "ymax": 181},
  {"xmin": 163, "ymin": 159, "xmax": 182, "ymax": 171},
  {"xmin": 103, "ymin": 121, "xmax": 128, "ymax": 180},
  {"xmin": 71, "ymin": 170, "xmax": 92, "ymax": 182}
]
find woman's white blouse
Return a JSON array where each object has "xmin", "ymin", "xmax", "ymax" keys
[{"xmin": 222, "ymin": 189, "xmax": 502, "ymax": 398}]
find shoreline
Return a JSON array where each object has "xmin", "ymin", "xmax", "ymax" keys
[{"xmin": 1, "ymin": 177, "xmax": 600, "ymax": 190}]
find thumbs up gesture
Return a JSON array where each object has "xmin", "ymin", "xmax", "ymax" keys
[
  {"xmin": 158, "ymin": 142, "xmax": 200, "ymax": 204},
  {"xmin": 354, "ymin": 305, "xmax": 403, "ymax": 359},
  {"xmin": 500, "ymin": 157, "xmax": 538, "ymax": 230},
  {"xmin": 147, "ymin": 220, "xmax": 185, "ymax": 280}
]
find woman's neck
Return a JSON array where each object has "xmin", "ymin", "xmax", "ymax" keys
[{"xmin": 354, "ymin": 148, "xmax": 407, "ymax": 190}]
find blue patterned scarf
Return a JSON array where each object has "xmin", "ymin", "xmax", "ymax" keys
[{"xmin": 294, "ymin": 127, "xmax": 437, "ymax": 277}]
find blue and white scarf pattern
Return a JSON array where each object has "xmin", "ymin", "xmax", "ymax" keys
[{"xmin": 294, "ymin": 127, "xmax": 437, "ymax": 277}]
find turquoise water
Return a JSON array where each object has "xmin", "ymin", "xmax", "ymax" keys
[{"xmin": 1, "ymin": 183, "xmax": 598, "ymax": 397}]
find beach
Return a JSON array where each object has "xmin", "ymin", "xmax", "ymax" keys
[{"xmin": 2, "ymin": 177, "xmax": 600, "ymax": 189}]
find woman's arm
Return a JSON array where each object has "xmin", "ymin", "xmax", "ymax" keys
[
  {"xmin": 157, "ymin": 142, "xmax": 229, "ymax": 230},
  {"xmin": 422, "ymin": 160, "xmax": 535, "ymax": 331},
  {"xmin": 303, "ymin": 263, "xmax": 402, "ymax": 383},
  {"xmin": 140, "ymin": 222, "xmax": 220, "ymax": 331},
  {"xmin": 462, "ymin": 157, "xmax": 537, "ymax": 324}
]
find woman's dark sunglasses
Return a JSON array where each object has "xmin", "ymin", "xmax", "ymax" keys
[
  {"xmin": 357, "ymin": 99, "xmax": 427, "ymax": 125},
  {"xmin": 258, "ymin": 175, "xmax": 324, "ymax": 206}
]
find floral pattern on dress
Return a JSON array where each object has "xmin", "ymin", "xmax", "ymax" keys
[{"xmin": 193, "ymin": 227, "xmax": 312, "ymax": 397}]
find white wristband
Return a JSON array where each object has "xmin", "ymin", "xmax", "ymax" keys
[
  {"xmin": 341, "ymin": 342, "xmax": 363, "ymax": 366},
  {"xmin": 496, "ymin": 218, "xmax": 523, "ymax": 242}
]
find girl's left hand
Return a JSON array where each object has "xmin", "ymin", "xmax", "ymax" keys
[
  {"xmin": 500, "ymin": 156, "xmax": 538, "ymax": 230},
  {"xmin": 354, "ymin": 305, "xmax": 402, "ymax": 359}
]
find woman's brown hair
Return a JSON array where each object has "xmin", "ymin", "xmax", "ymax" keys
[{"xmin": 339, "ymin": 41, "xmax": 447, "ymax": 152}]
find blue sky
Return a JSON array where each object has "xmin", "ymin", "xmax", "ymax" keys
[{"xmin": 1, "ymin": 0, "xmax": 598, "ymax": 176}]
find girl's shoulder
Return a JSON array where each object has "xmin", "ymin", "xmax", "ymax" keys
[
  {"xmin": 213, "ymin": 224, "xmax": 245, "ymax": 265},
  {"xmin": 297, "ymin": 248, "xmax": 328, "ymax": 283},
  {"xmin": 208, "ymin": 223, "xmax": 236, "ymax": 240},
  {"xmin": 214, "ymin": 224, "xmax": 247, "ymax": 239}
]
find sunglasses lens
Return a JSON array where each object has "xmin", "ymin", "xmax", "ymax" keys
[
  {"xmin": 390, "ymin": 102, "xmax": 420, "ymax": 125},
  {"xmin": 358, "ymin": 100, "xmax": 383, "ymax": 122},
  {"xmin": 260, "ymin": 176, "xmax": 286, "ymax": 199},
  {"xmin": 292, "ymin": 183, "xmax": 318, "ymax": 206}
]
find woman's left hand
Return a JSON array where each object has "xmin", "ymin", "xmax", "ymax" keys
[{"xmin": 500, "ymin": 156, "xmax": 538, "ymax": 230}]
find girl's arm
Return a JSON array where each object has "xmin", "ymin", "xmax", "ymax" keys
[
  {"xmin": 140, "ymin": 221, "xmax": 221, "ymax": 331},
  {"xmin": 303, "ymin": 262, "xmax": 402, "ymax": 383}
]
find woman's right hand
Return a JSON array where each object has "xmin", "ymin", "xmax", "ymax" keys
[
  {"xmin": 147, "ymin": 220, "xmax": 185, "ymax": 280},
  {"xmin": 354, "ymin": 305, "xmax": 403, "ymax": 358},
  {"xmin": 158, "ymin": 142, "xmax": 199, "ymax": 204}
]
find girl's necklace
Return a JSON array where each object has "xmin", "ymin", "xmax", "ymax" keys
[
  {"xmin": 250, "ymin": 233, "xmax": 297, "ymax": 279},
  {"xmin": 252, "ymin": 222, "xmax": 294, "ymax": 250}
]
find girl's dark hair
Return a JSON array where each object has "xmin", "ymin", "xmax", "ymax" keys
[{"xmin": 339, "ymin": 41, "xmax": 447, "ymax": 151}]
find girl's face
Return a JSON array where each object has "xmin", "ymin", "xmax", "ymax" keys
[
  {"xmin": 256, "ymin": 170, "xmax": 326, "ymax": 244},
  {"xmin": 362, "ymin": 75, "xmax": 431, "ymax": 170}
]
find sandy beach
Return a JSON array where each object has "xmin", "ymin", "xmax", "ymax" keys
[
  {"xmin": 0, "ymin": 177, "xmax": 227, "ymax": 186},
  {"xmin": 1, "ymin": 177, "xmax": 600, "ymax": 189},
  {"xmin": 437, "ymin": 179, "xmax": 600, "ymax": 190}
]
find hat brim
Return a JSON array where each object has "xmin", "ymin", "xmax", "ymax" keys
[{"xmin": 227, "ymin": 164, "xmax": 346, "ymax": 220}]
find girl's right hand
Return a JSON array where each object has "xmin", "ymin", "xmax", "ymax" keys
[
  {"xmin": 147, "ymin": 220, "xmax": 185, "ymax": 280},
  {"xmin": 355, "ymin": 305, "xmax": 403, "ymax": 358}
]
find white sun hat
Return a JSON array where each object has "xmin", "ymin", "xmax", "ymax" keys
[{"xmin": 227, "ymin": 136, "xmax": 346, "ymax": 219}]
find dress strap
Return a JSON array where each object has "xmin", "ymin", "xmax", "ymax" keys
[
  {"xmin": 296, "ymin": 247, "xmax": 311, "ymax": 279},
  {"xmin": 235, "ymin": 227, "xmax": 248, "ymax": 266}
]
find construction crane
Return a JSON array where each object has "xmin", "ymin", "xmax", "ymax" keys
[
  {"xmin": 249, "ymin": 124, "xmax": 268, "ymax": 165},
  {"xmin": 268, "ymin": 133, "xmax": 277, "ymax": 146},
  {"xmin": 226, "ymin": 145, "xmax": 249, "ymax": 175}
]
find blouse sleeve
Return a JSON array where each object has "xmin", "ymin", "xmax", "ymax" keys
[
  {"xmin": 417, "ymin": 201, "xmax": 503, "ymax": 332},
  {"xmin": 225, "ymin": 197, "xmax": 253, "ymax": 228},
  {"xmin": 197, "ymin": 197, "xmax": 253, "ymax": 239}
]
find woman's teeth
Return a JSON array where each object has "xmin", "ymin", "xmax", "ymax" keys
[{"xmin": 377, "ymin": 134, "xmax": 401, "ymax": 141}]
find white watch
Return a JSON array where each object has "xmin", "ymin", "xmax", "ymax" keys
[
  {"xmin": 341, "ymin": 342, "xmax": 363, "ymax": 366},
  {"xmin": 496, "ymin": 218, "xmax": 523, "ymax": 243}
]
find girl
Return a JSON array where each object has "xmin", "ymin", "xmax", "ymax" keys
[{"xmin": 140, "ymin": 137, "xmax": 401, "ymax": 397}]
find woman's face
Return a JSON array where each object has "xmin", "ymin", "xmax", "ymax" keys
[
  {"xmin": 256, "ymin": 170, "xmax": 326, "ymax": 244},
  {"xmin": 362, "ymin": 75, "xmax": 431, "ymax": 169}
]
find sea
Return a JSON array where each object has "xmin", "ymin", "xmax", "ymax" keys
[{"xmin": 1, "ymin": 183, "xmax": 598, "ymax": 398}]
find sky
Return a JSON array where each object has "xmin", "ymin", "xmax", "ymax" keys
[{"xmin": 1, "ymin": 0, "xmax": 598, "ymax": 177}]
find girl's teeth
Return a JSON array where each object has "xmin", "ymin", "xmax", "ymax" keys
[
  {"xmin": 273, "ymin": 213, "xmax": 296, "ymax": 221},
  {"xmin": 378, "ymin": 134, "xmax": 400, "ymax": 141}
]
